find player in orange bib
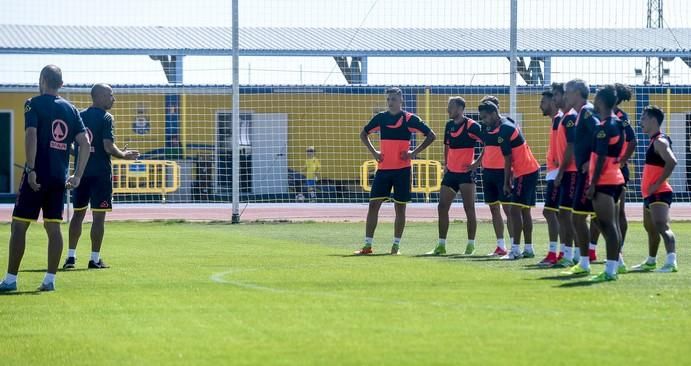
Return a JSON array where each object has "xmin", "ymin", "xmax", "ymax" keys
[
  {"xmin": 559, "ymin": 79, "xmax": 601, "ymax": 277},
  {"xmin": 588, "ymin": 83, "xmax": 637, "ymax": 267},
  {"xmin": 427, "ymin": 96, "xmax": 483, "ymax": 256},
  {"xmin": 584, "ymin": 85, "xmax": 626, "ymax": 282},
  {"xmin": 630, "ymin": 106, "xmax": 678, "ymax": 273},
  {"xmin": 478, "ymin": 100, "xmax": 540, "ymax": 260},
  {"xmin": 538, "ymin": 89, "xmax": 563, "ymax": 265},
  {"xmin": 355, "ymin": 87, "xmax": 436, "ymax": 255},
  {"xmin": 551, "ymin": 83, "xmax": 579, "ymax": 267}
]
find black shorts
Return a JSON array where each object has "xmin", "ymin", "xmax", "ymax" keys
[
  {"xmin": 644, "ymin": 191, "xmax": 673, "ymax": 210},
  {"xmin": 510, "ymin": 170, "xmax": 538, "ymax": 208},
  {"xmin": 620, "ymin": 164, "xmax": 631, "ymax": 185},
  {"xmin": 73, "ymin": 175, "xmax": 113, "ymax": 212},
  {"xmin": 558, "ymin": 171, "xmax": 578, "ymax": 210},
  {"xmin": 482, "ymin": 169, "xmax": 508, "ymax": 205},
  {"xmin": 370, "ymin": 167, "xmax": 411, "ymax": 204},
  {"xmin": 12, "ymin": 173, "xmax": 65, "ymax": 223},
  {"xmin": 595, "ymin": 184, "xmax": 624, "ymax": 203},
  {"xmin": 544, "ymin": 179, "xmax": 560, "ymax": 212},
  {"xmin": 441, "ymin": 171, "xmax": 475, "ymax": 192},
  {"xmin": 572, "ymin": 171, "xmax": 594, "ymax": 215}
]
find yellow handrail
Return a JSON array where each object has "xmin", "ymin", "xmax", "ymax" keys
[
  {"xmin": 360, "ymin": 159, "xmax": 443, "ymax": 202},
  {"xmin": 112, "ymin": 160, "xmax": 180, "ymax": 201}
]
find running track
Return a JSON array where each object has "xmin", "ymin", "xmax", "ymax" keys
[{"xmin": 1, "ymin": 203, "xmax": 689, "ymax": 223}]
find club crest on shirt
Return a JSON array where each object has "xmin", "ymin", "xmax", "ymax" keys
[
  {"xmin": 566, "ymin": 120, "xmax": 575, "ymax": 128},
  {"xmin": 497, "ymin": 137, "xmax": 504, "ymax": 144},
  {"xmin": 50, "ymin": 119, "xmax": 68, "ymax": 150},
  {"xmin": 597, "ymin": 130, "xmax": 606, "ymax": 139}
]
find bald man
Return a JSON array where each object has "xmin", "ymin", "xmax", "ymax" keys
[{"xmin": 63, "ymin": 84, "xmax": 139, "ymax": 270}]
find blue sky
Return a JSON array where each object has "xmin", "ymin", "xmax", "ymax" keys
[{"xmin": 0, "ymin": 0, "xmax": 689, "ymax": 85}]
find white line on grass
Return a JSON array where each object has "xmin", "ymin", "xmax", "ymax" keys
[{"xmin": 210, "ymin": 268, "xmax": 415, "ymax": 306}]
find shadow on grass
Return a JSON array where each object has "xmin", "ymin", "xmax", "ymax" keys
[
  {"xmin": 412, "ymin": 254, "xmax": 449, "ymax": 258},
  {"xmin": 557, "ymin": 280, "xmax": 602, "ymax": 288},
  {"xmin": 536, "ymin": 274, "xmax": 591, "ymax": 281},
  {"xmin": 0, "ymin": 290, "xmax": 41, "ymax": 296},
  {"xmin": 522, "ymin": 264, "xmax": 555, "ymax": 270},
  {"xmin": 448, "ymin": 254, "xmax": 494, "ymax": 260},
  {"xmin": 466, "ymin": 257, "xmax": 506, "ymax": 262},
  {"xmin": 619, "ymin": 271, "xmax": 651, "ymax": 275},
  {"xmin": 329, "ymin": 253, "xmax": 395, "ymax": 258},
  {"xmin": 20, "ymin": 268, "xmax": 90, "ymax": 273}
]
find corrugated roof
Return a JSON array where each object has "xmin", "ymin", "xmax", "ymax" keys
[{"xmin": 0, "ymin": 24, "xmax": 689, "ymax": 57}]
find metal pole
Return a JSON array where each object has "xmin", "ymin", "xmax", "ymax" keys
[
  {"xmin": 543, "ymin": 57, "xmax": 552, "ymax": 86},
  {"xmin": 509, "ymin": 0, "xmax": 518, "ymax": 120},
  {"xmin": 231, "ymin": 0, "xmax": 241, "ymax": 223}
]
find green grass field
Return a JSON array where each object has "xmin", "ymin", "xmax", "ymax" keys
[{"xmin": 0, "ymin": 220, "xmax": 689, "ymax": 365}]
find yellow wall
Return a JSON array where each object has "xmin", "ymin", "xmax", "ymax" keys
[
  {"xmin": 649, "ymin": 92, "xmax": 691, "ymax": 123},
  {"xmin": 62, "ymin": 91, "xmax": 167, "ymax": 155},
  {"xmin": 0, "ymin": 90, "xmax": 654, "ymax": 189},
  {"xmin": 0, "ymin": 92, "xmax": 33, "ymax": 189},
  {"xmin": 182, "ymin": 93, "xmax": 384, "ymax": 181},
  {"xmin": 417, "ymin": 93, "xmax": 578, "ymax": 166},
  {"xmin": 418, "ymin": 93, "xmax": 638, "ymax": 167}
]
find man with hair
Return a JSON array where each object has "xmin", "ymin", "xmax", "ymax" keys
[
  {"xmin": 63, "ymin": 84, "xmax": 139, "ymax": 270},
  {"xmin": 0, "ymin": 65, "xmax": 90, "ymax": 292},
  {"xmin": 427, "ymin": 96, "xmax": 482, "ymax": 255},
  {"xmin": 478, "ymin": 100, "xmax": 540, "ymax": 260},
  {"xmin": 551, "ymin": 82, "xmax": 579, "ymax": 267},
  {"xmin": 355, "ymin": 87, "xmax": 436, "ymax": 255},
  {"xmin": 589, "ymin": 83, "xmax": 637, "ymax": 267},
  {"xmin": 585, "ymin": 85, "xmax": 626, "ymax": 282},
  {"xmin": 538, "ymin": 90, "xmax": 563, "ymax": 265},
  {"xmin": 560, "ymin": 79, "xmax": 602, "ymax": 277},
  {"xmin": 630, "ymin": 106, "xmax": 678, "ymax": 273}
]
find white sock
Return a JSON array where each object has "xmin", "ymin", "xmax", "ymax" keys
[
  {"xmin": 548, "ymin": 241, "xmax": 558, "ymax": 253},
  {"xmin": 467, "ymin": 239, "xmax": 475, "ymax": 246},
  {"xmin": 438, "ymin": 238, "xmax": 446, "ymax": 247},
  {"xmin": 393, "ymin": 237, "xmax": 401, "ymax": 246},
  {"xmin": 3, "ymin": 273, "xmax": 17, "ymax": 284},
  {"xmin": 91, "ymin": 252, "xmax": 100, "ymax": 263},
  {"xmin": 564, "ymin": 246, "xmax": 574, "ymax": 261},
  {"xmin": 579, "ymin": 256, "xmax": 590, "ymax": 270},
  {"xmin": 511, "ymin": 243, "xmax": 520, "ymax": 254},
  {"xmin": 605, "ymin": 260, "xmax": 618, "ymax": 276},
  {"xmin": 666, "ymin": 253, "xmax": 677, "ymax": 265},
  {"xmin": 589, "ymin": 242, "xmax": 597, "ymax": 250},
  {"xmin": 364, "ymin": 237, "xmax": 373, "ymax": 247},
  {"xmin": 559, "ymin": 243, "xmax": 566, "ymax": 255},
  {"xmin": 496, "ymin": 238, "xmax": 506, "ymax": 250},
  {"xmin": 573, "ymin": 249, "xmax": 581, "ymax": 261},
  {"xmin": 525, "ymin": 244, "xmax": 534, "ymax": 253},
  {"xmin": 43, "ymin": 272, "xmax": 55, "ymax": 285},
  {"xmin": 618, "ymin": 253, "xmax": 626, "ymax": 266},
  {"xmin": 68, "ymin": 249, "xmax": 76, "ymax": 258},
  {"xmin": 509, "ymin": 238, "xmax": 514, "ymax": 246},
  {"xmin": 646, "ymin": 256, "xmax": 657, "ymax": 265}
]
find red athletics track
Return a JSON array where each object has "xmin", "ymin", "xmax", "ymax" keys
[{"xmin": 1, "ymin": 203, "xmax": 690, "ymax": 223}]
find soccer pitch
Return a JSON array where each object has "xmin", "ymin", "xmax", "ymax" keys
[{"xmin": 0, "ymin": 221, "xmax": 689, "ymax": 365}]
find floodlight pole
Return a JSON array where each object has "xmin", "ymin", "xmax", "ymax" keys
[
  {"xmin": 509, "ymin": 0, "xmax": 518, "ymax": 120},
  {"xmin": 231, "ymin": 0, "xmax": 241, "ymax": 224}
]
